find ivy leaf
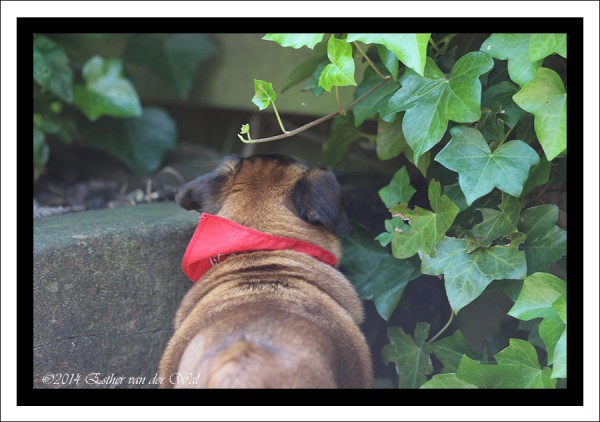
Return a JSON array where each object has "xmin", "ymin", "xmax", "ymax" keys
[
  {"xmin": 482, "ymin": 80, "xmax": 526, "ymax": 129},
  {"xmin": 251, "ymin": 79, "xmax": 277, "ymax": 110},
  {"xmin": 553, "ymin": 293, "xmax": 566, "ymax": 323},
  {"xmin": 552, "ymin": 329, "xmax": 566, "ymax": 379},
  {"xmin": 79, "ymin": 107, "xmax": 177, "ymax": 176},
  {"xmin": 74, "ymin": 56, "xmax": 142, "ymax": 121},
  {"xmin": 522, "ymin": 157, "xmax": 552, "ymax": 196},
  {"xmin": 456, "ymin": 340, "xmax": 556, "ymax": 388},
  {"xmin": 318, "ymin": 36, "xmax": 356, "ymax": 92},
  {"xmin": 33, "ymin": 127, "xmax": 49, "ymax": 172},
  {"xmin": 444, "ymin": 183, "xmax": 469, "ymax": 214},
  {"xmin": 420, "ymin": 236, "xmax": 527, "ymax": 313},
  {"xmin": 529, "ymin": 34, "xmax": 567, "ymax": 61},
  {"xmin": 518, "ymin": 205, "xmax": 567, "ymax": 274},
  {"xmin": 302, "ymin": 58, "xmax": 329, "ymax": 96},
  {"xmin": 375, "ymin": 117, "xmax": 430, "ymax": 176},
  {"xmin": 480, "ymin": 34, "xmax": 542, "ymax": 87},
  {"xmin": 375, "ymin": 218, "xmax": 404, "ymax": 248},
  {"xmin": 435, "ymin": 126, "xmax": 539, "ymax": 205},
  {"xmin": 508, "ymin": 272, "xmax": 566, "ymax": 321},
  {"xmin": 262, "ymin": 33, "xmax": 324, "ymax": 50},
  {"xmin": 493, "ymin": 339, "xmax": 557, "ymax": 388},
  {"xmin": 382, "ymin": 323, "xmax": 433, "ymax": 388},
  {"xmin": 513, "ymin": 67, "xmax": 567, "ymax": 161},
  {"xmin": 468, "ymin": 193, "xmax": 521, "ymax": 251},
  {"xmin": 420, "ymin": 373, "xmax": 477, "ymax": 389},
  {"xmin": 388, "ymin": 180, "xmax": 459, "ymax": 259},
  {"xmin": 539, "ymin": 314, "xmax": 564, "ymax": 365},
  {"xmin": 346, "ymin": 33, "xmax": 430, "ymax": 76},
  {"xmin": 123, "ymin": 33, "xmax": 215, "ymax": 100},
  {"xmin": 378, "ymin": 167, "xmax": 416, "ymax": 209},
  {"xmin": 342, "ymin": 223, "xmax": 420, "ymax": 320},
  {"xmin": 381, "ymin": 52, "xmax": 494, "ymax": 164},
  {"xmin": 352, "ymin": 66, "xmax": 400, "ymax": 127},
  {"xmin": 163, "ymin": 34, "xmax": 216, "ymax": 99},
  {"xmin": 33, "ymin": 36, "xmax": 74, "ymax": 102},
  {"xmin": 431, "ymin": 330, "xmax": 480, "ymax": 373},
  {"xmin": 320, "ymin": 114, "xmax": 361, "ymax": 168},
  {"xmin": 476, "ymin": 103, "xmax": 506, "ymax": 143},
  {"xmin": 378, "ymin": 45, "xmax": 399, "ymax": 80},
  {"xmin": 282, "ymin": 45, "xmax": 327, "ymax": 92}
]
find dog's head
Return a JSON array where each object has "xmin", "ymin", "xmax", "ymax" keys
[{"xmin": 176, "ymin": 154, "xmax": 351, "ymax": 256}]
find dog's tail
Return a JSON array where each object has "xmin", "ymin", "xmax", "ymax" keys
[{"xmin": 206, "ymin": 340, "xmax": 282, "ymax": 388}]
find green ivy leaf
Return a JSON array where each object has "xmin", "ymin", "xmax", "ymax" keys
[
  {"xmin": 33, "ymin": 36, "xmax": 74, "ymax": 102},
  {"xmin": 282, "ymin": 46, "xmax": 327, "ymax": 93},
  {"xmin": 522, "ymin": 157, "xmax": 552, "ymax": 196},
  {"xmin": 435, "ymin": 126, "xmax": 539, "ymax": 205},
  {"xmin": 444, "ymin": 183, "xmax": 469, "ymax": 214},
  {"xmin": 420, "ymin": 236, "xmax": 527, "ymax": 313},
  {"xmin": 251, "ymin": 79, "xmax": 277, "ymax": 110},
  {"xmin": 318, "ymin": 36, "xmax": 357, "ymax": 92},
  {"xmin": 352, "ymin": 66, "xmax": 400, "ymax": 127},
  {"xmin": 79, "ymin": 107, "xmax": 177, "ymax": 176},
  {"xmin": 420, "ymin": 373, "xmax": 477, "ymax": 389},
  {"xmin": 163, "ymin": 34, "xmax": 216, "ymax": 99},
  {"xmin": 513, "ymin": 67, "xmax": 567, "ymax": 161},
  {"xmin": 388, "ymin": 180, "xmax": 459, "ymax": 259},
  {"xmin": 455, "ymin": 340, "xmax": 556, "ymax": 388},
  {"xmin": 552, "ymin": 329, "xmax": 566, "ymax": 379},
  {"xmin": 482, "ymin": 80, "xmax": 525, "ymax": 129},
  {"xmin": 346, "ymin": 33, "xmax": 430, "ymax": 76},
  {"xmin": 476, "ymin": 104, "xmax": 506, "ymax": 143},
  {"xmin": 480, "ymin": 34, "xmax": 542, "ymax": 87},
  {"xmin": 74, "ymin": 56, "xmax": 142, "ymax": 121},
  {"xmin": 518, "ymin": 205, "xmax": 567, "ymax": 274},
  {"xmin": 381, "ymin": 52, "xmax": 494, "ymax": 164},
  {"xmin": 553, "ymin": 293, "xmax": 566, "ymax": 323},
  {"xmin": 262, "ymin": 33, "xmax": 324, "ymax": 50},
  {"xmin": 342, "ymin": 223, "xmax": 420, "ymax": 320},
  {"xmin": 431, "ymin": 330, "xmax": 480, "ymax": 373},
  {"xmin": 529, "ymin": 34, "xmax": 567, "ymax": 61},
  {"xmin": 375, "ymin": 218, "xmax": 404, "ymax": 248},
  {"xmin": 123, "ymin": 34, "xmax": 215, "ymax": 100},
  {"xmin": 33, "ymin": 127, "xmax": 49, "ymax": 170},
  {"xmin": 382, "ymin": 323, "xmax": 433, "ymax": 388},
  {"xmin": 539, "ymin": 314, "xmax": 564, "ymax": 365},
  {"xmin": 321, "ymin": 114, "xmax": 362, "ymax": 168},
  {"xmin": 378, "ymin": 167, "xmax": 416, "ymax": 209},
  {"xmin": 375, "ymin": 117, "xmax": 430, "ymax": 176},
  {"xmin": 468, "ymin": 193, "xmax": 521, "ymax": 251},
  {"xmin": 378, "ymin": 45, "xmax": 399, "ymax": 80},
  {"xmin": 493, "ymin": 339, "xmax": 557, "ymax": 388},
  {"xmin": 508, "ymin": 272, "xmax": 566, "ymax": 320}
]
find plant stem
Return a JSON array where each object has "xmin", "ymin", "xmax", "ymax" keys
[
  {"xmin": 246, "ymin": 76, "xmax": 392, "ymax": 144},
  {"xmin": 429, "ymin": 37, "xmax": 441, "ymax": 56},
  {"xmin": 353, "ymin": 41, "xmax": 387, "ymax": 79},
  {"xmin": 428, "ymin": 308, "xmax": 455, "ymax": 343},
  {"xmin": 496, "ymin": 126, "xmax": 514, "ymax": 149},
  {"xmin": 271, "ymin": 101, "xmax": 287, "ymax": 133},
  {"xmin": 335, "ymin": 86, "xmax": 345, "ymax": 115}
]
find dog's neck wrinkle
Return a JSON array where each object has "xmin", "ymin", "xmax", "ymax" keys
[{"xmin": 176, "ymin": 251, "xmax": 364, "ymax": 328}]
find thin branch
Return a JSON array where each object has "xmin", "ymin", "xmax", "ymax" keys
[
  {"xmin": 429, "ymin": 37, "xmax": 441, "ymax": 56},
  {"xmin": 353, "ymin": 41, "xmax": 387, "ymax": 79},
  {"xmin": 335, "ymin": 86, "xmax": 345, "ymax": 115},
  {"xmin": 428, "ymin": 308, "xmax": 455, "ymax": 343},
  {"xmin": 246, "ymin": 76, "xmax": 392, "ymax": 144},
  {"xmin": 271, "ymin": 102, "xmax": 287, "ymax": 133}
]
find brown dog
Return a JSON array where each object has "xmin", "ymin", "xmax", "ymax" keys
[{"xmin": 159, "ymin": 154, "xmax": 372, "ymax": 388}]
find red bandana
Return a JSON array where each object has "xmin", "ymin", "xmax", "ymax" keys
[{"xmin": 182, "ymin": 213, "xmax": 337, "ymax": 282}]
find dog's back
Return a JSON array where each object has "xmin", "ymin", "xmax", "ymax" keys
[{"xmin": 159, "ymin": 155, "xmax": 372, "ymax": 388}]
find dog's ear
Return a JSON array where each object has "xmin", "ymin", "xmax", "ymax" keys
[
  {"xmin": 176, "ymin": 156, "xmax": 241, "ymax": 213},
  {"xmin": 292, "ymin": 167, "xmax": 351, "ymax": 236}
]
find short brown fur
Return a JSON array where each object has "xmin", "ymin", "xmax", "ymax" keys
[{"xmin": 159, "ymin": 155, "xmax": 373, "ymax": 388}]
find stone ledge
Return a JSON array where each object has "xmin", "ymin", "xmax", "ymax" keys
[{"xmin": 33, "ymin": 203, "xmax": 199, "ymax": 388}]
